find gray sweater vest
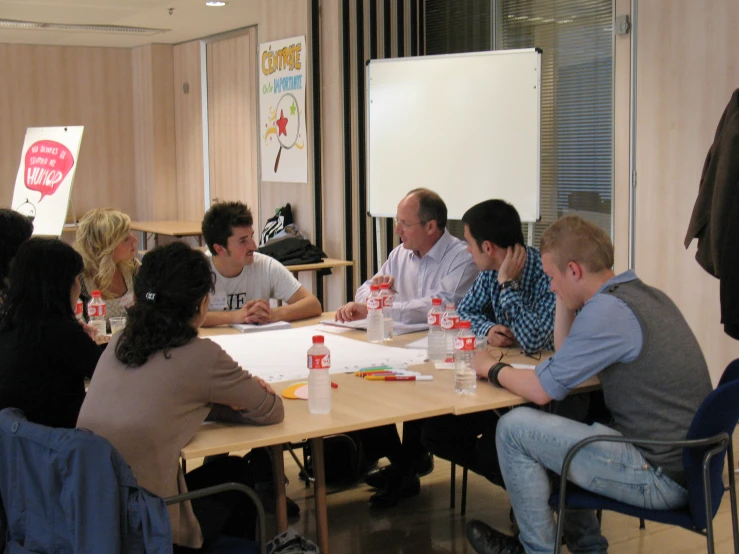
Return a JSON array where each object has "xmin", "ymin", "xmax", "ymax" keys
[{"xmin": 602, "ymin": 279, "xmax": 712, "ymax": 486}]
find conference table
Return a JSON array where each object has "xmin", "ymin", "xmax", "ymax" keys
[{"xmin": 189, "ymin": 314, "xmax": 599, "ymax": 553}]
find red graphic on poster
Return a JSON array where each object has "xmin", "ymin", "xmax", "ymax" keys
[{"xmin": 24, "ymin": 140, "xmax": 75, "ymax": 201}]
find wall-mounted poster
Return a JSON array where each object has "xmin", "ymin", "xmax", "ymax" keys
[
  {"xmin": 259, "ymin": 35, "xmax": 308, "ymax": 183},
  {"xmin": 11, "ymin": 126, "xmax": 84, "ymax": 236}
]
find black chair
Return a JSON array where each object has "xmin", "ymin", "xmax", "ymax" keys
[{"xmin": 549, "ymin": 360, "xmax": 739, "ymax": 554}]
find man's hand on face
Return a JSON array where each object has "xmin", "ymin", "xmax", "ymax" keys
[
  {"xmin": 498, "ymin": 244, "xmax": 527, "ymax": 284},
  {"xmin": 335, "ymin": 302, "xmax": 368, "ymax": 322}
]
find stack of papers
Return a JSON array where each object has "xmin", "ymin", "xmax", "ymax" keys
[
  {"xmin": 320, "ymin": 319, "xmax": 429, "ymax": 335},
  {"xmin": 230, "ymin": 321, "xmax": 291, "ymax": 333}
]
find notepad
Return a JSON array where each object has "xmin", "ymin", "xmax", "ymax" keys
[
  {"xmin": 230, "ymin": 321, "xmax": 292, "ymax": 333},
  {"xmin": 320, "ymin": 319, "xmax": 429, "ymax": 335}
]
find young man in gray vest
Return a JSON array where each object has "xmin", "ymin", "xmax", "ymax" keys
[{"xmin": 465, "ymin": 215, "xmax": 713, "ymax": 554}]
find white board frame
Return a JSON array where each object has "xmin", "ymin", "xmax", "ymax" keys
[{"xmin": 367, "ymin": 48, "xmax": 541, "ymax": 222}]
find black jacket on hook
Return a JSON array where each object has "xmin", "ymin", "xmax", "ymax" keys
[{"xmin": 685, "ymin": 88, "xmax": 739, "ymax": 339}]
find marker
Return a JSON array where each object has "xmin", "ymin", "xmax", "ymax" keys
[
  {"xmin": 354, "ymin": 368, "xmax": 393, "ymax": 376},
  {"xmin": 356, "ymin": 365, "xmax": 392, "ymax": 372},
  {"xmin": 365, "ymin": 375, "xmax": 434, "ymax": 381},
  {"xmin": 331, "ymin": 382, "xmax": 339, "ymax": 389},
  {"xmin": 355, "ymin": 371, "xmax": 398, "ymax": 377}
]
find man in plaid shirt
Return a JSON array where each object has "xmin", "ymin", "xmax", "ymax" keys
[
  {"xmin": 458, "ymin": 199, "xmax": 555, "ymax": 354},
  {"xmin": 422, "ymin": 199, "xmax": 564, "ymax": 492}
]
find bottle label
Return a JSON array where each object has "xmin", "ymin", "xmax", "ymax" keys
[
  {"xmin": 75, "ymin": 300, "xmax": 83, "ymax": 316},
  {"xmin": 382, "ymin": 295, "xmax": 393, "ymax": 308},
  {"xmin": 308, "ymin": 354, "xmax": 331, "ymax": 369},
  {"xmin": 427, "ymin": 312, "xmax": 441, "ymax": 326},
  {"xmin": 367, "ymin": 297, "xmax": 381, "ymax": 310},
  {"xmin": 454, "ymin": 336, "xmax": 476, "ymax": 351},
  {"xmin": 441, "ymin": 315, "xmax": 459, "ymax": 331},
  {"xmin": 88, "ymin": 304, "xmax": 106, "ymax": 318}
]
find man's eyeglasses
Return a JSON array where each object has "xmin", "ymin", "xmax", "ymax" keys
[{"xmin": 393, "ymin": 218, "xmax": 425, "ymax": 231}]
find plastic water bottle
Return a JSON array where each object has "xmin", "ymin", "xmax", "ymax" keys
[
  {"xmin": 366, "ymin": 284, "xmax": 384, "ymax": 343},
  {"xmin": 75, "ymin": 299, "xmax": 84, "ymax": 324},
  {"xmin": 441, "ymin": 304, "xmax": 460, "ymax": 363},
  {"xmin": 427, "ymin": 298, "xmax": 445, "ymax": 362},
  {"xmin": 308, "ymin": 335, "xmax": 332, "ymax": 414},
  {"xmin": 454, "ymin": 320, "xmax": 477, "ymax": 394},
  {"xmin": 87, "ymin": 290, "xmax": 107, "ymax": 335},
  {"xmin": 380, "ymin": 283, "xmax": 394, "ymax": 340}
]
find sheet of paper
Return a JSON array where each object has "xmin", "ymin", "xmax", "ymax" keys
[
  {"xmin": 405, "ymin": 336, "xmax": 428, "ymax": 350},
  {"xmin": 208, "ymin": 325, "xmax": 427, "ymax": 383},
  {"xmin": 434, "ymin": 362, "xmax": 456, "ymax": 370},
  {"xmin": 314, "ymin": 323, "xmax": 352, "ymax": 334},
  {"xmin": 230, "ymin": 321, "xmax": 291, "ymax": 333},
  {"xmin": 320, "ymin": 319, "xmax": 429, "ymax": 335}
]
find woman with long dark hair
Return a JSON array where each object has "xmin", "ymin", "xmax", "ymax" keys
[
  {"xmin": 78, "ymin": 242, "xmax": 284, "ymax": 550},
  {"xmin": 0, "ymin": 238, "xmax": 101, "ymax": 427}
]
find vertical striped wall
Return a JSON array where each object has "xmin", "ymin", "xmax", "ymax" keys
[{"xmin": 340, "ymin": 0, "xmax": 421, "ymax": 292}]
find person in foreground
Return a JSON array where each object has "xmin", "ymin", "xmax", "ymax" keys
[
  {"xmin": 0, "ymin": 208, "xmax": 33, "ymax": 296},
  {"xmin": 75, "ymin": 208, "xmax": 139, "ymax": 324},
  {"xmin": 336, "ymin": 188, "xmax": 478, "ymax": 508},
  {"xmin": 201, "ymin": 201, "xmax": 321, "ymax": 327},
  {"xmin": 0, "ymin": 238, "xmax": 101, "ymax": 428},
  {"xmin": 77, "ymin": 242, "xmax": 285, "ymax": 550},
  {"xmin": 465, "ymin": 215, "xmax": 713, "ymax": 554}
]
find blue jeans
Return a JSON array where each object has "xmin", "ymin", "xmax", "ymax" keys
[{"xmin": 496, "ymin": 407, "xmax": 689, "ymax": 554}]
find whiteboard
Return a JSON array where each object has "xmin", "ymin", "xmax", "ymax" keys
[{"xmin": 367, "ymin": 49, "xmax": 541, "ymax": 222}]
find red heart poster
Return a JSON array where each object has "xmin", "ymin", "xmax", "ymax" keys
[{"xmin": 12, "ymin": 126, "xmax": 84, "ymax": 237}]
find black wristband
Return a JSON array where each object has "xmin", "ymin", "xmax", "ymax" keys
[{"xmin": 487, "ymin": 362, "xmax": 511, "ymax": 387}]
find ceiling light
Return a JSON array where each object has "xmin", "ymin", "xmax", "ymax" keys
[{"xmin": 206, "ymin": 1, "xmax": 228, "ymax": 6}]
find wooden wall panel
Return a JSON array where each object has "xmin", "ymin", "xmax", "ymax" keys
[
  {"xmin": 0, "ymin": 44, "xmax": 136, "ymax": 219},
  {"xmin": 612, "ymin": 0, "xmax": 631, "ymax": 273},
  {"xmin": 635, "ymin": 0, "xmax": 739, "ymax": 383},
  {"xmin": 320, "ymin": 0, "xmax": 347, "ymax": 310},
  {"xmin": 131, "ymin": 44, "xmax": 178, "ymax": 221},
  {"xmin": 257, "ymin": 0, "xmax": 312, "ymax": 240},
  {"xmin": 206, "ymin": 29, "xmax": 259, "ymax": 224},
  {"xmin": 173, "ymin": 40, "xmax": 205, "ymax": 221}
]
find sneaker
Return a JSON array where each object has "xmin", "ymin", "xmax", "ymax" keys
[
  {"xmin": 465, "ymin": 520, "xmax": 524, "ymax": 554},
  {"xmin": 365, "ymin": 454, "xmax": 434, "ymax": 489}
]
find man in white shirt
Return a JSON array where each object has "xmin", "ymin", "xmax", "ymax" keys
[
  {"xmin": 201, "ymin": 201, "xmax": 322, "ymax": 327},
  {"xmin": 336, "ymin": 188, "xmax": 478, "ymax": 324},
  {"xmin": 337, "ymin": 189, "xmax": 478, "ymax": 509}
]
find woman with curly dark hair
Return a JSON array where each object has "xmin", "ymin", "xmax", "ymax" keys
[
  {"xmin": 77, "ymin": 241, "xmax": 284, "ymax": 551},
  {"xmin": 0, "ymin": 238, "xmax": 101, "ymax": 428}
]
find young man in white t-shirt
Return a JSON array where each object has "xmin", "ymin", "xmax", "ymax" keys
[{"xmin": 201, "ymin": 201, "xmax": 322, "ymax": 327}]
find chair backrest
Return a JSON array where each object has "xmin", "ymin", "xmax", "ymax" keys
[
  {"xmin": 0, "ymin": 408, "xmax": 172, "ymax": 552},
  {"xmin": 717, "ymin": 358, "xmax": 739, "ymax": 387},
  {"xmin": 683, "ymin": 367, "xmax": 739, "ymax": 529}
]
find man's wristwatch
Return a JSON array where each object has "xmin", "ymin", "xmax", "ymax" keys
[
  {"xmin": 488, "ymin": 362, "xmax": 511, "ymax": 387},
  {"xmin": 500, "ymin": 279, "xmax": 520, "ymax": 291}
]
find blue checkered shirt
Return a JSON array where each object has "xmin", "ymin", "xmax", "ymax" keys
[{"xmin": 458, "ymin": 246, "xmax": 555, "ymax": 353}]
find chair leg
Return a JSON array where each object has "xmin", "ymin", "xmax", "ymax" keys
[
  {"xmin": 450, "ymin": 462, "xmax": 456, "ymax": 510},
  {"xmin": 286, "ymin": 444, "xmax": 313, "ymax": 487},
  {"xmin": 639, "ymin": 517, "xmax": 645, "ymax": 530},
  {"xmin": 302, "ymin": 444, "xmax": 311, "ymax": 488},
  {"xmin": 596, "ymin": 509, "xmax": 602, "ymax": 524},
  {"xmin": 727, "ymin": 441, "xmax": 739, "ymax": 554},
  {"xmin": 554, "ymin": 506, "xmax": 564, "ymax": 554},
  {"xmin": 461, "ymin": 467, "xmax": 468, "ymax": 516}
]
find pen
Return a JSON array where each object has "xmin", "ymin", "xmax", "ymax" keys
[
  {"xmin": 355, "ymin": 371, "xmax": 398, "ymax": 377},
  {"xmin": 365, "ymin": 375, "xmax": 433, "ymax": 381}
]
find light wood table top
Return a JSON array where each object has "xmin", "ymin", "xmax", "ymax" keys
[
  {"xmin": 188, "ymin": 313, "xmax": 598, "ymax": 457},
  {"xmin": 285, "ymin": 258, "xmax": 353, "ymax": 273},
  {"xmin": 129, "ymin": 220, "xmax": 203, "ymax": 236}
]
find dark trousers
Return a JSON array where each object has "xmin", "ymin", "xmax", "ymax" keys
[
  {"xmin": 421, "ymin": 393, "xmax": 593, "ymax": 488},
  {"xmin": 421, "ymin": 411, "xmax": 505, "ymax": 486},
  {"xmin": 173, "ymin": 455, "xmax": 258, "ymax": 552},
  {"xmin": 358, "ymin": 419, "xmax": 428, "ymax": 472}
]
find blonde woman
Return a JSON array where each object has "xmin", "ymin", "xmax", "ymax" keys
[{"xmin": 75, "ymin": 208, "xmax": 139, "ymax": 323}]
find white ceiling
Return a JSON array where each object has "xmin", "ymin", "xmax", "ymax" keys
[{"xmin": 0, "ymin": 0, "xmax": 260, "ymax": 48}]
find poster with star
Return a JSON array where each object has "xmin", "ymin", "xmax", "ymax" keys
[{"xmin": 259, "ymin": 35, "xmax": 307, "ymax": 183}]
